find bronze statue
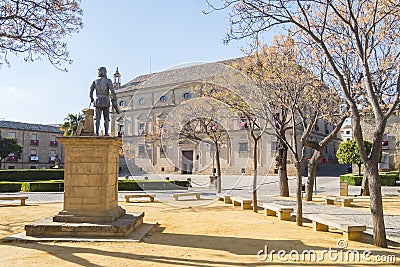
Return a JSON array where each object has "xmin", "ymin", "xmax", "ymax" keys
[{"xmin": 90, "ymin": 67, "xmax": 120, "ymax": 136}]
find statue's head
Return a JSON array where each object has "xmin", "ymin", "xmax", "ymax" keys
[{"xmin": 98, "ymin": 67, "xmax": 107, "ymax": 77}]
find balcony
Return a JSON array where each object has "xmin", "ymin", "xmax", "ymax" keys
[
  {"xmin": 50, "ymin": 141, "xmax": 58, "ymax": 146},
  {"xmin": 30, "ymin": 140, "xmax": 39, "ymax": 145},
  {"xmin": 30, "ymin": 156, "xmax": 39, "ymax": 162},
  {"xmin": 7, "ymin": 155, "xmax": 18, "ymax": 162},
  {"xmin": 382, "ymin": 140, "xmax": 389, "ymax": 150}
]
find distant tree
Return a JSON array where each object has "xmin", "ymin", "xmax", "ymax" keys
[
  {"xmin": 336, "ymin": 140, "xmax": 373, "ymax": 195},
  {"xmin": 0, "ymin": 136, "xmax": 23, "ymax": 169},
  {"xmin": 60, "ymin": 113, "xmax": 83, "ymax": 136},
  {"xmin": 0, "ymin": 0, "xmax": 83, "ymax": 70}
]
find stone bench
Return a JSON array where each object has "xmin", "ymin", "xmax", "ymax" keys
[
  {"xmin": 0, "ymin": 195, "xmax": 28, "ymax": 206},
  {"xmin": 231, "ymin": 196, "xmax": 252, "ymax": 210},
  {"xmin": 324, "ymin": 196, "xmax": 354, "ymax": 207},
  {"xmin": 304, "ymin": 213, "xmax": 366, "ymax": 241},
  {"xmin": 124, "ymin": 193, "xmax": 155, "ymax": 203},
  {"xmin": 262, "ymin": 203, "xmax": 293, "ymax": 221},
  {"xmin": 172, "ymin": 192, "xmax": 202, "ymax": 201},
  {"xmin": 216, "ymin": 193, "xmax": 232, "ymax": 204}
]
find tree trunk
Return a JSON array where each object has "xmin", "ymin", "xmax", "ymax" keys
[
  {"xmin": 365, "ymin": 161, "xmax": 387, "ymax": 247},
  {"xmin": 295, "ymin": 162, "xmax": 303, "ymax": 226},
  {"xmin": 361, "ymin": 173, "xmax": 370, "ymax": 196},
  {"xmin": 215, "ymin": 145, "xmax": 222, "ymax": 194},
  {"xmin": 305, "ymin": 150, "xmax": 322, "ymax": 201},
  {"xmin": 252, "ymin": 138, "xmax": 258, "ymax": 212},
  {"xmin": 278, "ymin": 143, "xmax": 289, "ymax": 197}
]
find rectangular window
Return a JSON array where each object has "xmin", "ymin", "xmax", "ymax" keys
[
  {"xmin": 238, "ymin": 117, "xmax": 248, "ymax": 130},
  {"xmin": 50, "ymin": 150, "xmax": 57, "ymax": 161},
  {"xmin": 160, "ymin": 145, "xmax": 166, "ymax": 158},
  {"xmin": 271, "ymin": 141, "xmax": 278, "ymax": 151},
  {"xmin": 239, "ymin": 142, "xmax": 248, "ymax": 152},
  {"xmin": 210, "ymin": 143, "xmax": 216, "ymax": 157},
  {"xmin": 50, "ymin": 135, "xmax": 58, "ymax": 146},
  {"xmin": 345, "ymin": 130, "xmax": 351, "ymax": 135},
  {"xmin": 138, "ymin": 122, "xmax": 145, "ymax": 135},
  {"xmin": 30, "ymin": 149, "xmax": 38, "ymax": 161},
  {"xmin": 30, "ymin": 134, "xmax": 39, "ymax": 145},
  {"xmin": 9, "ymin": 132, "xmax": 16, "ymax": 139},
  {"xmin": 30, "ymin": 149, "xmax": 37, "ymax": 156},
  {"xmin": 138, "ymin": 145, "xmax": 145, "ymax": 158}
]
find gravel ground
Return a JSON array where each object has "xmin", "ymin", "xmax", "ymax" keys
[{"xmin": 1, "ymin": 174, "xmax": 399, "ymax": 243}]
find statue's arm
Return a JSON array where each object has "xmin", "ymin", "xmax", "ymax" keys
[{"xmin": 108, "ymin": 79, "xmax": 117, "ymax": 100}]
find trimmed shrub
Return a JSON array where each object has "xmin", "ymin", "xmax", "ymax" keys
[
  {"xmin": 340, "ymin": 171, "xmax": 399, "ymax": 186},
  {"xmin": 340, "ymin": 174, "xmax": 363, "ymax": 186},
  {"xmin": 0, "ymin": 169, "xmax": 64, "ymax": 182},
  {"xmin": 0, "ymin": 181, "xmax": 22, "ymax": 192}
]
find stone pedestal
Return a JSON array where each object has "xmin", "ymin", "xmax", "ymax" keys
[
  {"xmin": 53, "ymin": 137, "xmax": 125, "ymax": 223},
  {"xmin": 25, "ymin": 136, "xmax": 144, "ymax": 238}
]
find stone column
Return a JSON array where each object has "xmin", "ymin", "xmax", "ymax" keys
[{"xmin": 53, "ymin": 136, "xmax": 125, "ymax": 223}]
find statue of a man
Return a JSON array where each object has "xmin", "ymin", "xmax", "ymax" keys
[{"xmin": 90, "ymin": 67, "xmax": 119, "ymax": 136}]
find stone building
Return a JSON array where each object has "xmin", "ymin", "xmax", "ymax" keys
[
  {"xmin": 110, "ymin": 61, "xmax": 341, "ymax": 176},
  {"xmin": 0, "ymin": 121, "xmax": 64, "ymax": 169},
  {"xmin": 361, "ymin": 115, "xmax": 400, "ymax": 171}
]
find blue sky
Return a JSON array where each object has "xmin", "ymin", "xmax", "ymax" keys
[{"xmin": 0, "ymin": 1, "xmax": 276, "ymax": 124}]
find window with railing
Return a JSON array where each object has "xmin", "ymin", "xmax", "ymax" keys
[
  {"xmin": 31, "ymin": 134, "xmax": 39, "ymax": 145},
  {"xmin": 7, "ymin": 153, "xmax": 18, "ymax": 162},
  {"xmin": 49, "ymin": 150, "xmax": 57, "ymax": 162},
  {"xmin": 50, "ymin": 135, "xmax": 58, "ymax": 146},
  {"xmin": 238, "ymin": 118, "xmax": 248, "ymax": 130},
  {"xmin": 30, "ymin": 149, "xmax": 38, "ymax": 161},
  {"xmin": 138, "ymin": 122, "xmax": 145, "ymax": 136}
]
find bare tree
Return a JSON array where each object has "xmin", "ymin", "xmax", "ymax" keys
[
  {"xmin": 208, "ymin": 0, "xmax": 400, "ymax": 247},
  {"xmin": 163, "ymin": 91, "xmax": 232, "ymax": 194},
  {"xmin": 0, "ymin": 0, "xmax": 83, "ymax": 70},
  {"xmin": 206, "ymin": 84, "xmax": 267, "ymax": 211}
]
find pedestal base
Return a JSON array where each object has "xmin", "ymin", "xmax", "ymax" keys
[
  {"xmin": 53, "ymin": 205, "xmax": 126, "ymax": 223},
  {"xmin": 25, "ymin": 212, "xmax": 144, "ymax": 238}
]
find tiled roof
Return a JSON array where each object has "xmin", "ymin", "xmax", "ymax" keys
[
  {"xmin": 0, "ymin": 121, "xmax": 62, "ymax": 134},
  {"xmin": 116, "ymin": 59, "xmax": 243, "ymax": 93}
]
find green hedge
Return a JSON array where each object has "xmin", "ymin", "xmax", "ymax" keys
[
  {"xmin": 118, "ymin": 180, "xmax": 189, "ymax": 191},
  {"xmin": 0, "ymin": 179, "xmax": 189, "ymax": 192},
  {"xmin": 0, "ymin": 181, "xmax": 24, "ymax": 192},
  {"xmin": 0, "ymin": 180, "xmax": 64, "ymax": 192},
  {"xmin": 340, "ymin": 171, "xmax": 399, "ymax": 186},
  {"xmin": 0, "ymin": 169, "xmax": 64, "ymax": 182},
  {"xmin": 20, "ymin": 180, "xmax": 64, "ymax": 192},
  {"xmin": 340, "ymin": 174, "xmax": 363, "ymax": 186}
]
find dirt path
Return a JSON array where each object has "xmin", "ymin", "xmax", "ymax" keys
[{"xmin": 0, "ymin": 200, "xmax": 399, "ymax": 266}]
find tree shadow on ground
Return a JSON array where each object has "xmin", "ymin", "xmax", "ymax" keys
[{"xmin": 1, "ymin": 227, "xmax": 399, "ymax": 267}]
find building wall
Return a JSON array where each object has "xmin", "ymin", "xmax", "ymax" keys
[
  {"xmin": 360, "ymin": 115, "xmax": 400, "ymax": 171},
  {"xmin": 0, "ymin": 127, "xmax": 64, "ymax": 169},
  {"xmin": 111, "ymin": 69, "xmax": 341, "ymax": 176}
]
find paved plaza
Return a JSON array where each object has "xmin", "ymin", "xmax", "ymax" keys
[{"xmin": 1, "ymin": 174, "xmax": 399, "ymax": 243}]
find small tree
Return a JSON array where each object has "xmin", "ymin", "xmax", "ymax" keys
[
  {"xmin": 0, "ymin": 136, "xmax": 23, "ymax": 169},
  {"xmin": 336, "ymin": 140, "xmax": 373, "ymax": 187},
  {"xmin": 60, "ymin": 113, "xmax": 83, "ymax": 136}
]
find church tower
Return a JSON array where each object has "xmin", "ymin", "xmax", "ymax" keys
[{"xmin": 113, "ymin": 68, "xmax": 121, "ymax": 89}]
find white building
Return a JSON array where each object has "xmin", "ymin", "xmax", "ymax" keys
[{"xmin": 111, "ymin": 61, "xmax": 341, "ymax": 176}]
